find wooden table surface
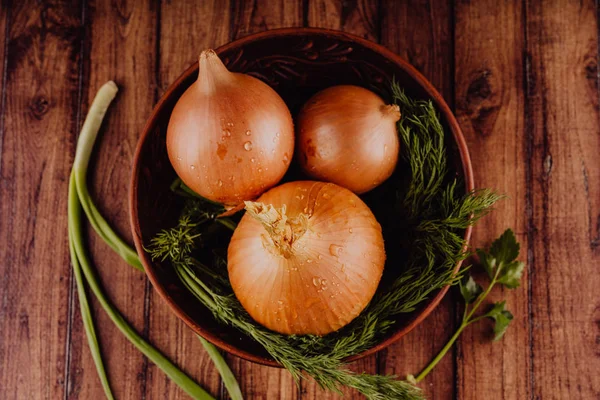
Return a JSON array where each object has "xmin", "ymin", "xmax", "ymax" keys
[{"xmin": 1, "ymin": 0, "xmax": 599, "ymax": 399}]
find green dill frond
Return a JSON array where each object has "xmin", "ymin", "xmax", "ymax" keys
[
  {"xmin": 147, "ymin": 83, "xmax": 502, "ymax": 399},
  {"xmin": 146, "ymin": 217, "xmax": 201, "ymax": 262},
  {"xmin": 392, "ymin": 81, "xmax": 448, "ymax": 218}
]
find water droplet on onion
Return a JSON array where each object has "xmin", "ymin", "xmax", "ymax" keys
[{"xmin": 329, "ymin": 244, "xmax": 344, "ymax": 257}]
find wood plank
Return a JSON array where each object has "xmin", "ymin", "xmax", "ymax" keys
[
  {"xmin": 527, "ymin": 1, "xmax": 600, "ymax": 398},
  {"xmin": 157, "ymin": 0, "xmax": 232, "ymax": 98},
  {"xmin": 302, "ymin": 1, "xmax": 379, "ymax": 398},
  {"xmin": 379, "ymin": 2, "xmax": 456, "ymax": 399},
  {"xmin": 231, "ymin": 0, "xmax": 303, "ymax": 38},
  {"xmin": 143, "ymin": 1, "xmax": 233, "ymax": 399},
  {"xmin": 66, "ymin": 0, "xmax": 158, "ymax": 398},
  {"xmin": 454, "ymin": 1, "xmax": 531, "ymax": 400},
  {"xmin": 307, "ymin": 0, "xmax": 379, "ymax": 41},
  {"xmin": 223, "ymin": 2, "xmax": 303, "ymax": 399},
  {"xmin": 0, "ymin": 1, "xmax": 82, "ymax": 399},
  {"xmin": 0, "ymin": 2, "xmax": 8, "ymax": 97}
]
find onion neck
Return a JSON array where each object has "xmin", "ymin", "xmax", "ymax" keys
[
  {"xmin": 197, "ymin": 49, "xmax": 233, "ymax": 93},
  {"xmin": 244, "ymin": 201, "xmax": 308, "ymax": 258},
  {"xmin": 381, "ymin": 104, "xmax": 401, "ymax": 122}
]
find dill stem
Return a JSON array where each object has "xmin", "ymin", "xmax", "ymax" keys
[{"xmin": 216, "ymin": 217, "xmax": 237, "ymax": 231}]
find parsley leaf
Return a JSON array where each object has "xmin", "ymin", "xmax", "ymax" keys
[
  {"xmin": 496, "ymin": 260, "xmax": 525, "ymax": 289},
  {"xmin": 489, "ymin": 229, "xmax": 519, "ymax": 263},
  {"xmin": 415, "ymin": 229, "xmax": 524, "ymax": 384},
  {"xmin": 477, "ymin": 229, "xmax": 521, "ymax": 282},
  {"xmin": 485, "ymin": 301, "xmax": 514, "ymax": 341},
  {"xmin": 459, "ymin": 275, "xmax": 483, "ymax": 303}
]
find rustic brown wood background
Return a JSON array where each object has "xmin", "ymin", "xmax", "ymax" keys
[{"xmin": 0, "ymin": 0, "xmax": 599, "ymax": 399}]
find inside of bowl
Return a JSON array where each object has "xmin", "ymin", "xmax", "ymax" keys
[{"xmin": 133, "ymin": 31, "xmax": 464, "ymax": 362}]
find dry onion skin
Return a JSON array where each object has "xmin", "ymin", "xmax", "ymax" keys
[
  {"xmin": 227, "ymin": 181, "xmax": 385, "ymax": 336},
  {"xmin": 297, "ymin": 85, "xmax": 401, "ymax": 194},
  {"xmin": 167, "ymin": 50, "xmax": 294, "ymax": 207}
]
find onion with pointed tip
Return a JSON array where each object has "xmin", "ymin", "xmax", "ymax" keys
[
  {"xmin": 227, "ymin": 181, "xmax": 385, "ymax": 336},
  {"xmin": 296, "ymin": 85, "xmax": 401, "ymax": 194},
  {"xmin": 167, "ymin": 50, "xmax": 294, "ymax": 207}
]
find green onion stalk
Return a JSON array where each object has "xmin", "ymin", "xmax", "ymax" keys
[{"xmin": 67, "ymin": 81, "xmax": 242, "ymax": 400}]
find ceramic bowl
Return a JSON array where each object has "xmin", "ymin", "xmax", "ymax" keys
[{"xmin": 130, "ymin": 28, "xmax": 473, "ymax": 366}]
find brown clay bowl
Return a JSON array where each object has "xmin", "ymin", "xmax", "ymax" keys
[{"xmin": 130, "ymin": 28, "xmax": 474, "ymax": 366}]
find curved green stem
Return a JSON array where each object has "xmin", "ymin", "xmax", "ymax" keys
[
  {"xmin": 69, "ymin": 173, "xmax": 214, "ymax": 400},
  {"xmin": 414, "ymin": 322, "xmax": 468, "ymax": 383},
  {"xmin": 72, "ymin": 81, "xmax": 143, "ymax": 271},
  {"xmin": 67, "ymin": 214, "xmax": 114, "ymax": 400},
  {"xmin": 216, "ymin": 217, "xmax": 237, "ymax": 231},
  {"xmin": 415, "ymin": 275, "xmax": 499, "ymax": 383},
  {"xmin": 198, "ymin": 336, "xmax": 243, "ymax": 400},
  {"xmin": 69, "ymin": 81, "xmax": 242, "ymax": 400}
]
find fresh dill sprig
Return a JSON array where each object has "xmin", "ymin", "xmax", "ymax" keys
[
  {"xmin": 170, "ymin": 251, "xmax": 423, "ymax": 400},
  {"xmin": 146, "ymin": 82, "xmax": 502, "ymax": 399}
]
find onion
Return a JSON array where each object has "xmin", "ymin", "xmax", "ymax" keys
[
  {"xmin": 167, "ymin": 50, "xmax": 294, "ymax": 206},
  {"xmin": 296, "ymin": 85, "xmax": 401, "ymax": 194},
  {"xmin": 227, "ymin": 181, "xmax": 385, "ymax": 335}
]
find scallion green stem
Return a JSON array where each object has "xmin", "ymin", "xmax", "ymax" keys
[
  {"xmin": 72, "ymin": 81, "xmax": 143, "ymax": 271},
  {"xmin": 69, "ymin": 172, "xmax": 214, "ymax": 400},
  {"xmin": 198, "ymin": 336, "xmax": 243, "ymax": 400},
  {"xmin": 69, "ymin": 81, "xmax": 242, "ymax": 400},
  {"xmin": 67, "ymin": 206, "xmax": 114, "ymax": 400}
]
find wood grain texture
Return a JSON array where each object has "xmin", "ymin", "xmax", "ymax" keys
[
  {"xmin": 379, "ymin": 2, "xmax": 456, "ymax": 399},
  {"xmin": 307, "ymin": 0, "xmax": 379, "ymax": 41},
  {"xmin": 224, "ymin": 1, "xmax": 303, "ymax": 399},
  {"xmin": 1, "ymin": 1, "xmax": 600, "ymax": 399},
  {"xmin": 157, "ymin": 0, "xmax": 232, "ymax": 97},
  {"xmin": 0, "ymin": 1, "xmax": 8, "ymax": 97},
  {"xmin": 65, "ymin": 0, "xmax": 158, "ymax": 398},
  {"xmin": 0, "ymin": 1, "xmax": 82, "ymax": 399},
  {"xmin": 454, "ymin": 1, "xmax": 531, "ymax": 400},
  {"xmin": 526, "ymin": 0, "xmax": 600, "ymax": 398},
  {"xmin": 231, "ymin": 0, "xmax": 303, "ymax": 39},
  {"xmin": 143, "ymin": 1, "xmax": 233, "ymax": 399}
]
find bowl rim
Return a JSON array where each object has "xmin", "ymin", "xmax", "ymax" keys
[{"xmin": 130, "ymin": 27, "xmax": 474, "ymax": 367}]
